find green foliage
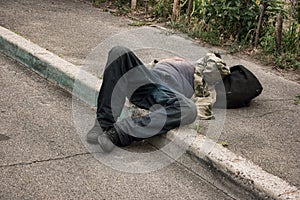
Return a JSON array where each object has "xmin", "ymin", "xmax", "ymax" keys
[
  {"xmin": 153, "ymin": 0, "xmax": 173, "ymax": 19},
  {"xmin": 281, "ymin": 21, "xmax": 299, "ymax": 53},
  {"xmin": 95, "ymin": 0, "xmax": 299, "ymax": 69},
  {"xmin": 114, "ymin": 0, "xmax": 131, "ymax": 10},
  {"xmin": 91, "ymin": 0, "xmax": 101, "ymax": 6},
  {"xmin": 180, "ymin": 0, "xmax": 299, "ymax": 69},
  {"xmin": 259, "ymin": 25, "xmax": 276, "ymax": 55},
  {"xmin": 165, "ymin": 0, "xmax": 261, "ymax": 46},
  {"xmin": 296, "ymin": 1, "xmax": 300, "ymax": 23},
  {"xmin": 259, "ymin": 19, "xmax": 300, "ymax": 69},
  {"xmin": 200, "ymin": 0, "xmax": 260, "ymax": 43}
]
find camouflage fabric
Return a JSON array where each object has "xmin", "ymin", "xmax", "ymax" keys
[{"xmin": 193, "ymin": 53, "xmax": 230, "ymax": 120}]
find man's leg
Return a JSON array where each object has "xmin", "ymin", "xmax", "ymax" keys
[
  {"xmin": 115, "ymin": 84, "xmax": 197, "ymax": 146},
  {"xmin": 97, "ymin": 46, "xmax": 148, "ymax": 129},
  {"xmin": 88, "ymin": 46, "xmax": 197, "ymax": 151},
  {"xmin": 87, "ymin": 46, "xmax": 157, "ymax": 144}
]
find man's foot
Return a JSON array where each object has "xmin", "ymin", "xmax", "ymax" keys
[
  {"xmin": 98, "ymin": 127, "xmax": 120, "ymax": 153},
  {"xmin": 86, "ymin": 121, "xmax": 105, "ymax": 144}
]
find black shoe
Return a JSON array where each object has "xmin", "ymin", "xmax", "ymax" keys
[
  {"xmin": 86, "ymin": 121, "xmax": 106, "ymax": 144},
  {"xmin": 98, "ymin": 127, "xmax": 120, "ymax": 153}
]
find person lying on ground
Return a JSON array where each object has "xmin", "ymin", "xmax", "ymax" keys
[{"xmin": 86, "ymin": 46, "xmax": 230, "ymax": 152}]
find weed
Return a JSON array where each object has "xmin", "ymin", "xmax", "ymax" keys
[
  {"xmin": 93, "ymin": 0, "xmax": 300, "ymax": 69},
  {"xmin": 218, "ymin": 141, "xmax": 229, "ymax": 147},
  {"xmin": 294, "ymin": 94, "xmax": 300, "ymax": 105}
]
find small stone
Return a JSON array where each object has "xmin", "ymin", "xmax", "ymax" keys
[{"xmin": 0, "ymin": 134, "xmax": 10, "ymax": 141}]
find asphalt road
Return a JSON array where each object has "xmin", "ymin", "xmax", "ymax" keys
[{"xmin": 0, "ymin": 53, "xmax": 236, "ymax": 199}]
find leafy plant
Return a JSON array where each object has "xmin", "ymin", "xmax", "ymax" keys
[
  {"xmin": 91, "ymin": 0, "xmax": 101, "ymax": 6},
  {"xmin": 259, "ymin": 18, "xmax": 300, "ymax": 69},
  {"xmin": 93, "ymin": 0, "xmax": 300, "ymax": 69},
  {"xmin": 153, "ymin": 0, "xmax": 173, "ymax": 19},
  {"xmin": 199, "ymin": 0, "xmax": 260, "ymax": 42}
]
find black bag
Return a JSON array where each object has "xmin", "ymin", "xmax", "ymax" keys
[{"xmin": 215, "ymin": 65, "xmax": 263, "ymax": 108}]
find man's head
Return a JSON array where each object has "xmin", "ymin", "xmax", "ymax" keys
[{"xmin": 196, "ymin": 53, "xmax": 230, "ymax": 85}]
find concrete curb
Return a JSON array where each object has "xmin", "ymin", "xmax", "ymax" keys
[
  {"xmin": 0, "ymin": 26, "xmax": 100, "ymax": 107},
  {"xmin": 0, "ymin": 26, "xmax": 299, "ymax": 200}
]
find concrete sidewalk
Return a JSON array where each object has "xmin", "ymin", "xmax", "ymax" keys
[{"xmin": 0, "ymin": 0, "xmax": 299, "ymax": 199}]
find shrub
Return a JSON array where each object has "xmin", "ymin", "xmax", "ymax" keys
[{"xmin": 94, "ymin": 0, "xmax": 300, "ymax": 69}]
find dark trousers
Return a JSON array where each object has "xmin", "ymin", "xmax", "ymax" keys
[{"xmin": 97, "ymin": 46, "xmax": 197, "ymax": 146}]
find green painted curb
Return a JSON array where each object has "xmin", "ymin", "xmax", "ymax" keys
[{"xmin": 0, "ymin": 26, "xmax": 100, "ymax": 107}]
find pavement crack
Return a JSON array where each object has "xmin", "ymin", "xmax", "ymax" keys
[
  {"xmin": 147, "ymin": 142, "xmax": 236, "ymax": 199},
  {"xmin": 246, "ymin": 109, "xmax": 286, "ymax": 118},
  {"xmin": 234, "ymin": 109, "xmax": 292, "ymax": 119},
  {"xmin": 0, "ymin": 152, "xmax": 91, "ymax": 168},
  {"xmin": 257, "ymin": 98, "xmax": 294, "ymax": 102}
]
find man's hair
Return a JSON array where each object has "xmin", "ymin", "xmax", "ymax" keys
[{"xmin": 214, "ymin": 52, "xmax": 221, "ymax": 59}]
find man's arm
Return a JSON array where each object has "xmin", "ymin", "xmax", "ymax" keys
[{"xmin": 157, "ymin": 57, "xmax": 185, "ymax": 64}]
